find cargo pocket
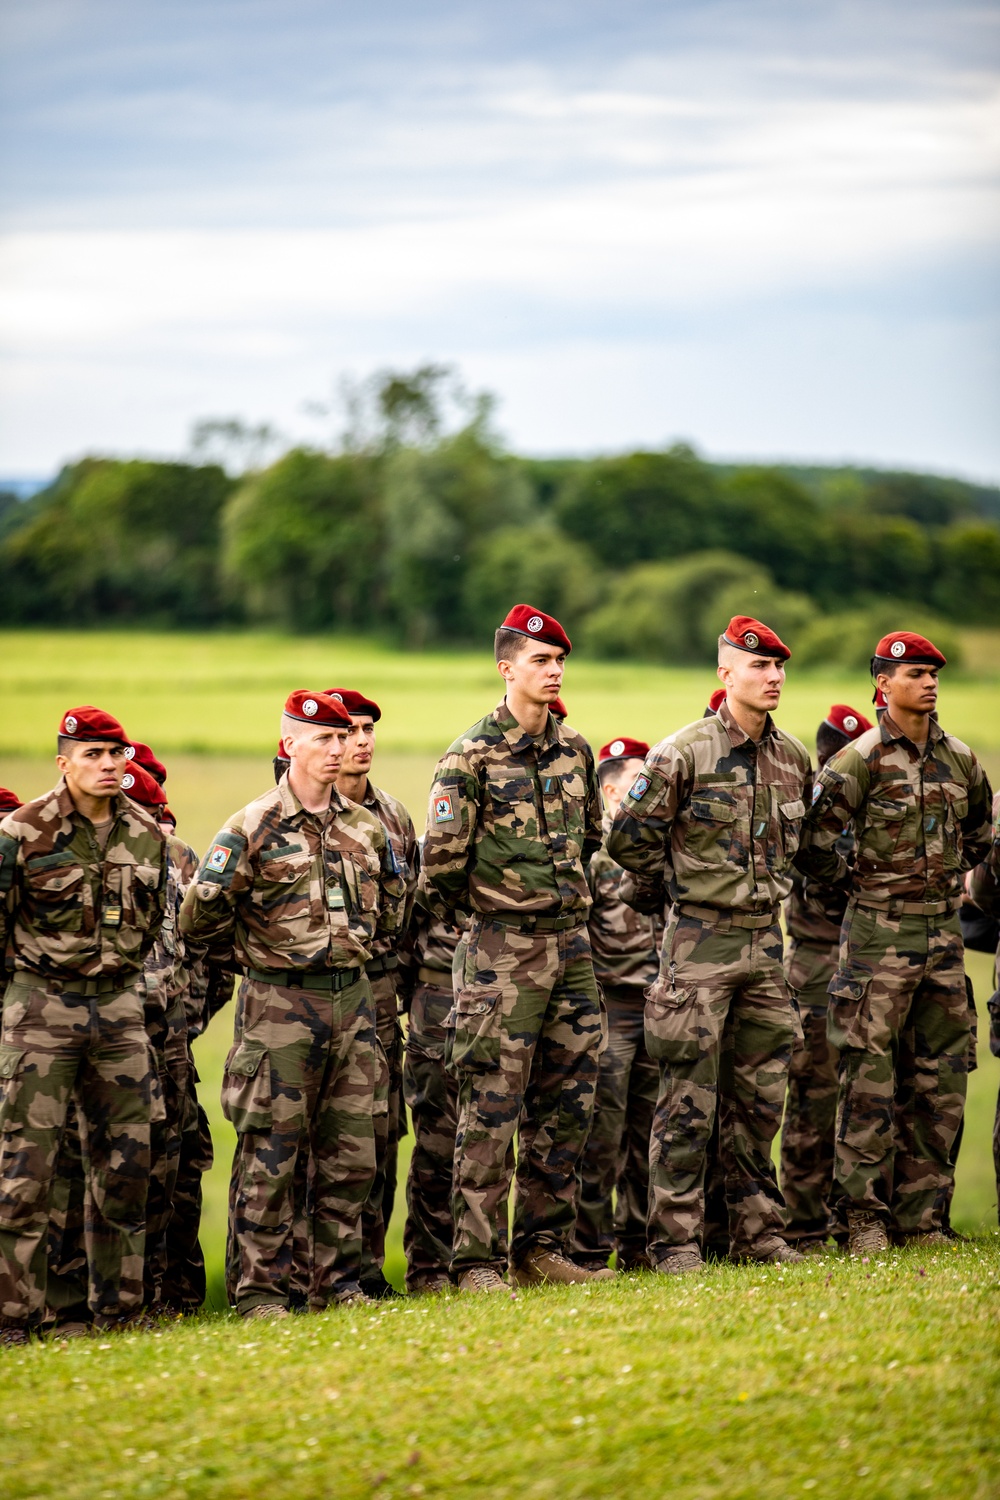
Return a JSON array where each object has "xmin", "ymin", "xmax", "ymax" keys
[
  {"xmin": 0, "ymin": 1046, "xmax": 25, "ymax": 1129},
  {"xmin": 643, "ymin": 973, "xmax": 701, "ymax": 1065},
  {"xmin": 448, "ymin": 985, "xmax": 503, "ymax": 1073},
  {"xmin": 596, "ymin": 985, "xmax": 609, "ymax": 1057},
  {"xmin": 221, "ymin": 1038, "xmax": 273, "ymax": 1132},
  {"xmin": 826, "ymin": 971, "xmax": 872, "ymax": 1052}
]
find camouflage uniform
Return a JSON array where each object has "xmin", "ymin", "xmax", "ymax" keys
[
  {"xmin": 966, "ymin": 809, "xmax": 1000, "ymax": 1225},
  {"xmin": 572, "ymin": 822, "xmax": 663, "ymax": 1270},
  {"xmin": 179, "ymin": 774, "xmax": 404, "ymax": 1311},
  {"xmin": 608, "ymin": 702, "xmax": 812, "ymax": 1261},
  {"xmin": 0, "ymin": 779, "xmax": 165, "ymax": 1329},
  {"xmin": 796, "ymin": 713, "xmax": 992, "ymax": 1234},
  {"xmin": 423, "ymin": 699, "xmax": 604, "ymax": 1274},
  {"xmin": 780, "ymin": 855, "xmax": 850, "ymax": 1244}
]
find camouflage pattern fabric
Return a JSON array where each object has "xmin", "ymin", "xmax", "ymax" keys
[
  {"xmin": 797, "ymin": 712, "xmax": 993, "ymax": 1234},
  {"xmin": 223, "ymin": 974, "xmax": 378, "ymax": 1310},
  {"xmin": 608, "ymin": 704, "xmax": 811, "ymax": 1259},
  {"xmin": 181, "ymin": 776, "xmax": 401, "ymax": 1309},
  {"xmin": 969, "ymin": 815, "xmax": 1000, "ymax": 1224},
  {"xmin": 402, "ymin": 979, "xmax": 461, "ymax": 1286},
  {"xmin": 573, "ymin": 984, "xmax": 659, "ymax": 1269},
  {"xmin": 448, "ymin": 918, "xmax": 604, "ymax": 1271},
  {"xmin": 423, "ymin": 698, "xmax": 602, "ymax": 919},
  {"xmin": 423, "ymin": 699, "xmax": 604, "ymax": 1272},
  {"xmin": 161, "ymin": 1085, "xmax": 212, "ymax": 1309},
  {"xmin": 0, "ymin": 976, "xmax": 155, "ymax": 1325},
  {"xmin": 573, "ymin": 829, "xmax": 663, "ymax": 1269}
]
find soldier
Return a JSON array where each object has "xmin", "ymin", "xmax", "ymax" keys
[
  {"xmin": 968, "ymin": 794, "xmax": 1000, "ymax": 1223},
  {"xmin": 780, "ymin": 704, "xmax": 872, "ymax": 1250},
  {"xmin": 572, "ymin": 737, "xmax": 663, "ymax": 1274},
  {"xmin": 703, "ymin": 688, "xmax": 726, "ymax": 717},
  {"xmin": 326, "ymin": 687, "xmax": 418, "ymax": 1298},
  {"xmin": 796, "ymin": 632, "xmax": 993, "ymax": 1256},
  {"xmin": 0, "ymin": 706, "xmax": 166, "ymax": 1345},
  {"xmin": 179, "ymin": 690, "xmax": 404, "ymax": 1317},
  {"xmin": 423, "ymin": 604, "xmax": 610, "ymax": 1292},
  {"xmin": 608, "ymin": 616, "xmax": 812, "ymax": 1273}
]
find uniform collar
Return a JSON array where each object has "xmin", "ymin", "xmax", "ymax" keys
[
  {"xmin": 879, "ymin": 711, "xmax": 946, "ymax": 751},
  {"xmin": 716, "ymin": 699, "xmax": 777, "ymax": 750},
  {"xmin": 276, "ymin": 770, "xmax": 347, "ymax": 822},
  {"xmin": 54, "ymin": 774, "xmax": 131, "ymax": 826},
  {"xmin": 494, "ymin": 698, "xmax": 560, "ymax": 757}
]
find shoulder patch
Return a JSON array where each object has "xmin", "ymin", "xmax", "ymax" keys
[
  {"xmin": 812, "ymin": 782, "xmax": 824, "ymax": 805},
  {"xmin": 433, "ymin": 792, "xmax": 456, "ymax": 825},
  {"xmin": 198, "ymin": 829, "xmax": 246, "ymax": 887},
  {"xmin": 0, "ymin": 832, "xmax": 18, "ymax": 893},
  {"xmin": 629, "ymin": 774, "xmax": 650, "ymax": 802}
]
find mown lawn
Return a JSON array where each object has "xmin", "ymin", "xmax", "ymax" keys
[{"xmin": 3, "ymin": 1242, "xmax": 998, "ymax": 1500}]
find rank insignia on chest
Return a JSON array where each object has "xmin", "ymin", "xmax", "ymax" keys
[
  {"xmin": 629, "ymin": 775, "xmax": 650, "ymax": 802},
  {"xmin": 102, "ymin": 904, "xmax": 122, "ymax": 928},
  {"xmin": 434, "ymin": 794, "xmax": 455, "ymax": 824},
  {"xmin": 327, "ymin": 883, "xmax": 346, "ymax": 911},
  {"xmin": 207, "ymin": 844, "xmax": 232, "ymax": 873}
]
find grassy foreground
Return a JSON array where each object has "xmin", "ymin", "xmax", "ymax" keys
[{"xmin": 3, "ymin": 1243, "xmax": 998, "ymax": 1500}]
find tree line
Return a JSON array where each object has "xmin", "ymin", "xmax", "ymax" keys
[{"xmin": 2, "ymin": 368, "xmax": 998, "ymax": 667}]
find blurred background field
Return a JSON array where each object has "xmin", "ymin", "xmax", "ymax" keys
[{"xmin": 1, "ymin": 627, "xmax": 998, "ymax": 1300}]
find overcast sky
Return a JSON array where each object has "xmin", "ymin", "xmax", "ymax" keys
[{"xmin": 1, "ymin": 0, "xmax": 998, "ymax": 479}]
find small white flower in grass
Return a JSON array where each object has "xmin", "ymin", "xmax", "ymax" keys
[
  {"xmin": 325, "ymin": 1390, "xmax": 340, "ymax": 1401},
  {"xmin": 887, "ymin": 1360, "xmax": 899, "ymax": 1369},
  {"xmin": 571, "ymin": 1416, "xmax": 585, "ymax": 1427},
  {"xmin": 818, "ymin": 1311, "xmax": 828, "ymax": 1320},
  {"xmin": 98, "ymin": 1343, "xmax": 112, "ymax": 1350},
  {"xmin": 858, "ymin": 1467, "xmax": 871, "ymax": 1477},
  {"xmin": 621, "ymin": 1364, "xmax": 632, "ymax": 1373},
  {"xmin": 803, "ymin": 1481, "xmax": 817, "ymax": 1490}
]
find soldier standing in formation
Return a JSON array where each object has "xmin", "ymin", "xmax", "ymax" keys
[
  {"xmin": 180, "ymin": 691, "xmax": 405, "ymax": 1316},
  {"xmin": 796, "ymin": 633, "xmax": 992, "ymax": 1254},
  {"xmin": 780, "ymin": 704, "xmax": 872, "ymax": 1250},
  {"xmin": 423, "ymin": 605, "xmax": 611, "ymax": 1291},
  {"xmin": 0, "ymin": 708, "xmax": 166, "ymax": 1345},
  {"xmin": 573, "ymin": 737, "xmax": 663, "ymax": 1273},
  {"xmin": 609, "ymin": 617, "xmax": 813, "ymax": 1273}
]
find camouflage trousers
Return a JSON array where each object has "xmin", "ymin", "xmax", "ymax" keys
[
  {"xmin": 160, "ymin": 1069, "xmax": 212, "ymax": 1311},
  {"xmin": 360, "ymin": 970, "xmax": 407, "ymax": 1280},
  {"xmin": 402, "ymin": 981, "xmax": 460, "ymax": 1288},
  {"xmin": 830, "ymin": 904, "xmax": 969, "ymax": 1234},
  {"xmin": 0, "ymin": 974, "xmax": 153, "ymax": 1326},
  {"xmin": 572, "ymin": 985, "xmax": 658, "ymax": 1270},
  {"xmin": 780, "ymin": 939, "xmax": 841, "ymax": 1243},
  {"xmin": 450, "ymin": 917, "xmax": 603, "ymax": 1272},
  {"xmin": 644, "ymin": 910, "xmax": 796, "ymax": 1260},
  {"xmin": 223, "ymin": 974, "xmax": 377, "ymax": 1312}
]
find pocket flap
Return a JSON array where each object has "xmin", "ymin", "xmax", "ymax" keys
[
  {"xmin": 0, "ymin": 1046, "xmax": 24, "ymax": 1080},
  {"xmin": 454, "ymin": 986, "xmax": 502, "ymax": 1018},
  {"xmin": 868, "ymin": 799, "xmax": 906, "ymax": 822},
  {"xmin": 690, "ymin": 797, "xmax": 737, "ymax": 824},
  {"xmin": 828, "ymin": 971, "xmax": 871, "ymax": 1003},
  {"xmin": 780, "ymin": 799, "xmax": 806, "ymax": 821},
  {"xmin": 227, "ymin": 1039, "xmax": 267, "ymax": 1078}
]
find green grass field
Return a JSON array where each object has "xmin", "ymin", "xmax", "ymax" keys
[{"xmin": 1, "ymin": 630, "xmax": 998, "ymax": 1498}]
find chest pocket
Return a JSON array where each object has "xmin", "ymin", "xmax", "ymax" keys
[
  {"xmin": 778, "ymin": 796, "xmax": 806, "ymax": 858},
  {"xmin": 24, "ymin": 854, "xmax": 84, "ymax": 932},
  {"xmin": 253, "ymin": 849, "xmax": 312, "ymax": 919},
  {"xmin": 859, "ymin": 798, "xmax": 908, "ymax": 866},
  {"xmin": 938, "ymin": 781, "xmax": 969, "ymax": 868},
  {"xmin": 487, "ymin": 774, "xmax": 536, "ymax": 835},
  {"xmin": 685, "ymin": 794, "xmax": 738, "ymax": 863}
]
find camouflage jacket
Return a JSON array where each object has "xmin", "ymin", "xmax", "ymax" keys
[
  {"xmin": 0, "ymin": 777, "xmax": 166, "ymax": 980},
  {"xmin": 796, "ymin": 713, "xmax": 993, "ymax": 904},
  {"xmin": 587, "ymin": 823, "xmax": 664, "ymax": 994},
  {"xmin": 178, "ymin": 773, "xmax": 405, "ymax": 973},
  {"xmin": 608, "ymin": 701, "xmax": 812, "ymax": 913},
  {"xmin": 357, "ymin": 780, "xmax": 419, "ymax": 961},
  {"xmin": 423, "ymin": 699, "xmax": 602, "ymax": 919},
  {"xmin": 396, "ymin": 873, "xmax": 468, "ymax": 1003},
  {"xmin": 784, "ymin": 830, "xmax": 854, "ymax": 947},
  {"xmin": 141, "ymin": 834, "xmax": 214, "ymax": 1031}
]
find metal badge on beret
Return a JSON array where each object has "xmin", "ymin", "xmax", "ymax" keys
[{"xmin": 65, "ymin": 715, "xmax": 78, "ymax": 733}]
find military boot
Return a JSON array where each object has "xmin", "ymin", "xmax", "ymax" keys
[
  {"xmin": 847, "ymin": 1210, "xmax": 889, "ymax": 1258},
  {"xmin": 0, "ymin": 1321, "xmax": 29, "ymax": 1348},
  {"xmin": 456, "ymin": 1265, "xmax": 507, "ymax": 1294},
  {"xmin": 745, "ymin": 1237, "xmax": 804, "ymax": 1265},
  {"xmin": 510, "ymin": 1249, "xmax": 614, "ymax": 1287},
  {"xmin": 242, "ymin": 1302, "xmax": 290, "ymax": 1321},
  {"xmin": 652, "ymin": 1248, "xmax": 703, "ymax": 1277},
  {"xmin": 331, "ymin": 1283, "xmax": 374, "ymax": 1307}
]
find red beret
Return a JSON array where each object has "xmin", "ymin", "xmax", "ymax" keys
[
  {"xmin": 705, "ymin": 688, "xmax": 727, "ymax": 715},
  {"xmin": 276, "ymin": 739, "xmax": 288, "ymax": 759},
  {"xmin": 121, "ymin": 763, "xmax": 167, "ymax": 809},
  {"xmin": 551, "ymin": 698, "xmax": 568, "ymax": 721},
  {"xmin": 873, "ymin": 631, "xmax": 946, "ymax": 668},
  {"xmin": 599, "ymin": 736, "xmax": 650, "ymax": 764},
  {"xmin": 59, "ymin": 705, "xmax": 129, "ymax": 745},
  {"xmin": 0, "ymin": 787, "xmax": 22, "ymax": 815},
  {"xmin": 873, "ymin": 686, "xmax": 888, "ymax": 711},
  {"xmin": 161, "ymin": 806, "xmax": 177, "ymax": 828},
  {"xmin": 823, "ymin": 704, "xmax": 873, "ymax": 741},
  {"xmin": 323, "ymin": 688, "xmax": 381, "ymax": 722},
  {"xmin": 283, "ymin": 690, "xmax": 353, "ymax": 727},
  {"xmin": 722, "ymin": 617, "xmax": 790, "ymax": 661},
  {"xmin": 500, "ymin": 604, "xmax": 572, "ymax": 655},
  {"xmin": 126, "ymin": 740, "xmax": 167, "ymax": 786}
]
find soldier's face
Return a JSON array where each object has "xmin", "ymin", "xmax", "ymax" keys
[
  {"xmin": 57, "ymin": 740, "xmax": 128, "ymax": 801},
  {"xmin": 498, "ymin": 642, "xmax": 566, "ymax": 703},
  {"xmin": 881, "ymin": 665, "xmax": 939, "ymax": 717},
  {"xmin": 717, "ymin": 651, "xmax": 785, "ymax": 712},
  {"xmin": 341, "ymin": 716, "xmax": 376, "ymax": 776},
  {"xmin": 288, "ymin": 726, "xmax": 349, "ymax": 784},
  {"xmin": 601, "ymin": 759, "xmax": 644, "ymax": 815}
]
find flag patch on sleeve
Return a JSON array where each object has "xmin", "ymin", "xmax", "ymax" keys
[
  {"xmin": 434, "ymin": 793, "xmax": 456, "ymax": 824},
  {"xmin": 207, "ymin": 844, "xmax": 232, "ymax": 873}
]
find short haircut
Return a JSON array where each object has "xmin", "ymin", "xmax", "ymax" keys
[
  {"xmin": 494, "ymin": 627, "xmax": 529, "ymax": 664},
  {"xmin": 816, "ymin": 723, "xmax": 849, "ymax": 764},
  {"xmin": 598, "ymin": 756, "xmax": 644, "ymax": 790},
  {"xmin": 56, "ymin": 735, "xmax": 75, "ymax": 757},
  {"xmin": 872, "ymin": 657, "xmax": 901, "ymax": 679}
]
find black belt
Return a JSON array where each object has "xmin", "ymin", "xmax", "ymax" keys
[
  {"xmin": 482, "ymin": 911, "xmax": 583, "ymax": 933},
  {"xmin": 364, "ymin": 953, "xmax": 399, "ymax": 979},
  {"xmin": 245, "ymin": 967, "xmax": 361, "ymax": 993}
]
